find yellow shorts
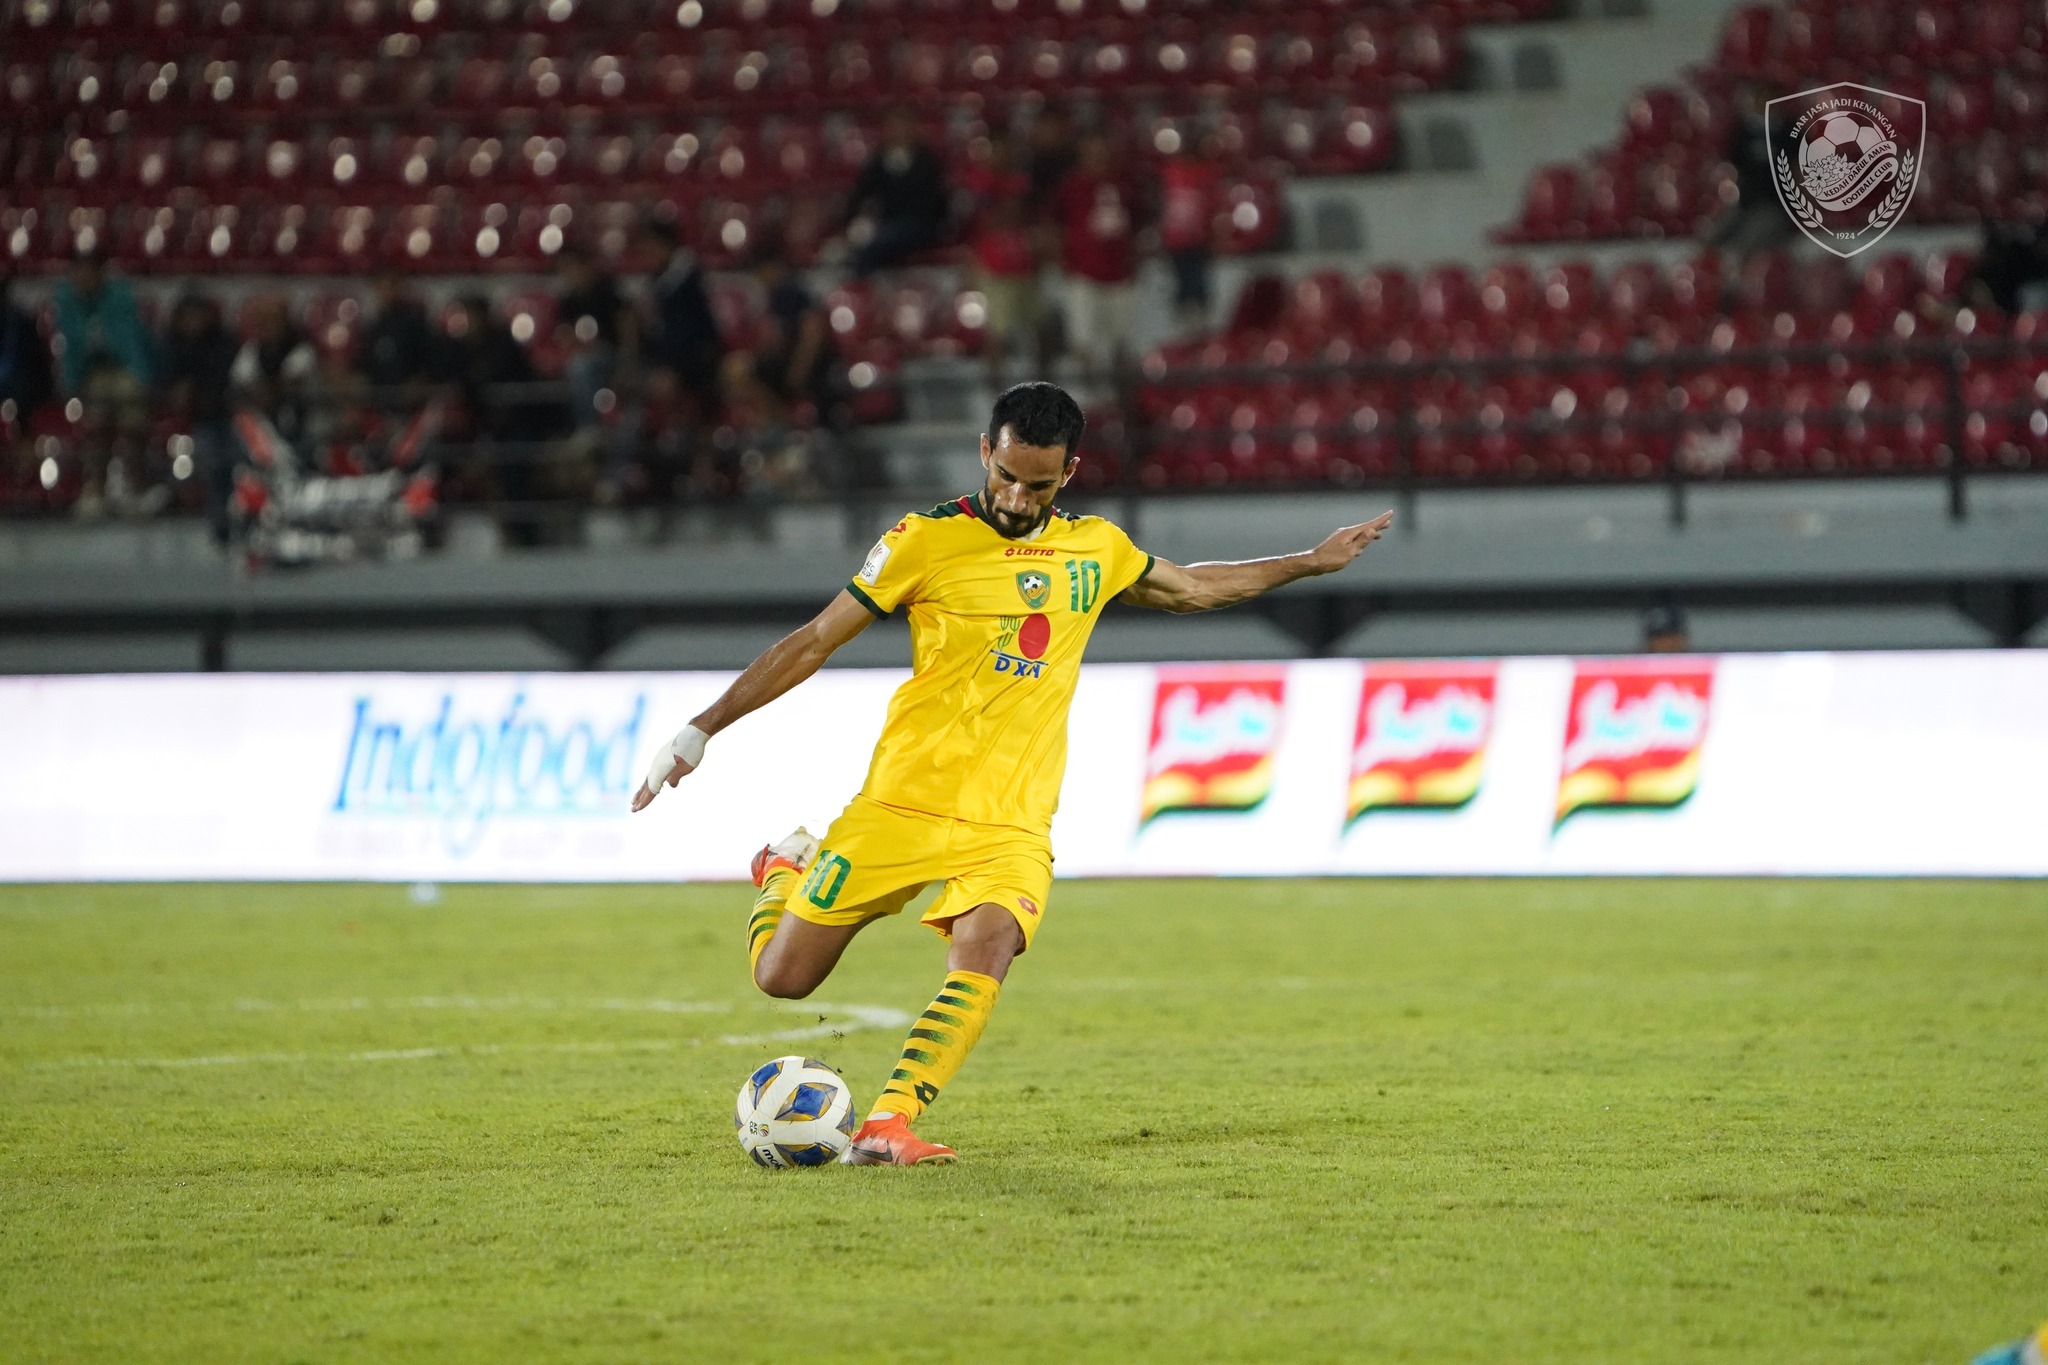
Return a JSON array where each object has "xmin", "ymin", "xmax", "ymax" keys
[{"xmin": 785, "ymin": 795, "xmax": 1052, "ymax": 952}]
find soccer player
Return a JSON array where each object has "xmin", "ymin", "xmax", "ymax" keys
[{"xmin": 633, "ymin": 383, "xmax": 1392, "ymax": 1165}]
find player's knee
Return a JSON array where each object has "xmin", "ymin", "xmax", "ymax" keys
[
  {"xmin": 947, "ymin": 904, "xmax": 1025, "ymax": 976},
  {"xmin": 752, "ymin": 959, "xmax": 817, "ymax": 1000}
]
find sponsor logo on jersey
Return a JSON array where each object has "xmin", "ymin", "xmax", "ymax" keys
[
  {"xmin": 1015, "ymin": 571, "xmax": 1051, "ymax": 609},
  {"xmin": 990, "ymin": 651, "xmax": 1047, "ymax": 678},
  {"xmin": 1018, "ymin": 895, "xmax": 1040, "ymax": 917},
  {"xmin": 1347, "ymin": 663, "xmax": 1497, "ymax": 821},
  {"xmin": 1004, "ymin": 545, "xmax": 1056, "ymax": 558},
  {"xmin": 988, "ymin": 613, "xmax": 1052, "ymax": 678},
  {"xmin": 1556, "ymin": 661, "xmax": 1714, "ymax": 823},
  {"xmin": 332, "ymin": 690, "xmax": 646, "ymax": 855},
  {"xmin": 1141, "ymin": 668, "xmax": 1286, "ymax": 821}
]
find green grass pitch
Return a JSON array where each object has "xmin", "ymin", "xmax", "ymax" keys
[{"xmin": 2, "ymin": 878, "xmax": 2043, "ymax": 1364}]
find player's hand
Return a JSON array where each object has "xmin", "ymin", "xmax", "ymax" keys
[
  {"xmin": 631, "ymin": 724, "xmax": 710, "ymax": 812},
  {"xmin": 1306, "ymin": 510, "xmax": 1394, "ymax": 574}
]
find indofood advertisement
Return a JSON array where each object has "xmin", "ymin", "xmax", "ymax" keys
[{"xmin": 1, "ymin": 652, "xmax": 2043, "ymax": 881}]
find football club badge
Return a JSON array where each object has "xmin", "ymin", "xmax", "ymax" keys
[
  {"xmin": 1015, "ymin": 570, "xmax": 1052, "ymax": 610},
  {"xmin": 1141, "ymin": 668, "xmax": 1286, "ymax": 821},
  {"xmin": 1767, "ymin": 82, "xmax": 1923, "ymax": 258},
  {"xmin": 1347, "ymin": 663, "xmax": 1497, "ymax": 822},
  {"xmin": 1556, "ymin": 661, "xmax": 1715, "ymax": 824}
]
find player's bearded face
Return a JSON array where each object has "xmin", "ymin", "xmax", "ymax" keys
[{"xmin": 980, "ymin": 432, "xmax": 1075, "ymax": 539}]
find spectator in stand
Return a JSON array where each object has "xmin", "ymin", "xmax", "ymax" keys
[
  {"xmin": 630, "ymin": 216, "xmax": 726, "ymax": 507},
  {"xmin": 1055, "ymin": 133, "xmax": 1144, "ymax": 379},
  {"xmin": 722, "ymin": 228, "xmax": 832, "ymax": 424},
  {"xmin": 839, "ymin": 107, "xmax": 950, "ymax": 278},
  {"xmin": 358, "ymin": 265, "xmax": 443, "ymax": 398},
  {"xmin": 53, "ymin": 247, "xmax": 155, "ymax": 517},
  {"xmin": 715, "ymin": 229, "xmax": 837, "ymax": 512},
  {"xmin": 555, "ymin": 243, "xmax": 639, "ymax": 468},
  {"xmin": 960, "ymin": 131, "xmax": 1046, "ymax": 388},
  {"xmin": 1705, "ymin": 82, "xmax": 1791, "ymax": 261},
  {"xmin": 446, "ymin": 294, "xmax": 562, "ymax": 544},
  {"xmin": 230, "ymin": 295, "xmax": 318, "ymax": 453},
  {"xmin": 0, "ymin": 272, "xmax": 54, "ymax": 450},
  {"xmin": 159, "ymin": 295, "xmax": 241, "ymax": 542},
  {"xmin": 445, "ymin": 296, "xmax": 540, "ymax": 432},
  {"xmin": 1643, "ymin": 601, "xmax": 1690, "ymax": 653},
  {"xmin": 638, "ymin": 217, "xmax": 724, "ymax": 414},
  {"xmin": 1158, "ymin": 130, "xmax": 1224, "ymax": 337},
  {"xmin": 1957, "ymin": 198, "xmax": 2048, "ymax": 317},
  {"xmin": 1026, "ymin": 105, "xmax": 1079, "ymax": 207}
]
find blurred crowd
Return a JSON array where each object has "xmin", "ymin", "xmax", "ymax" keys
[
  {"xmin": 0, "ymin": 102, "xmax": 1225, "ymax": 548},
  {"xmin": 1, "ymin": 220, "xmax": 852, "ymax": 548}
]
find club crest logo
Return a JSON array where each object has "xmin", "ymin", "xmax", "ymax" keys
[
  {"xmin": 1768, "ymin": 82, "xmax": 1923, "ymax": 258},
  {"xmin": 1015, "ymin": 570, "xmax": 1051, "ymax": 609}
]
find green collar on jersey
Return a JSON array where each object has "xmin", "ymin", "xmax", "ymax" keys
[{"xmin": 946, "ymin": 491, "xmax": 1075, "ymax": 528}]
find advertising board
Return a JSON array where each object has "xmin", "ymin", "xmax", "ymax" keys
[{"xmin": 1, "ymin": 652, "xmax": 2042, "ymax": 880}]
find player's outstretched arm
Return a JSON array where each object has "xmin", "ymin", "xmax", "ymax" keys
[
  {"xmin": 1119, "ymin": 510, "xmax": 1394, "ymax": 614},
  {"xmin": 631, "ymin": 590, "xmax": 875, "ymax": 812}
]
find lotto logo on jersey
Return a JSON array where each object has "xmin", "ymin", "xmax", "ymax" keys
[
  {"xmin": 1347, "ymin": 663, "xmax": 1497, "ymax": 821},
  {"xmin": 1556, "ymin": 661, "xmax": 1715, "ymax": 823},
  {"xmin": 1141, "ymin": 668, "xmax": 1286, "ymax": 821}
]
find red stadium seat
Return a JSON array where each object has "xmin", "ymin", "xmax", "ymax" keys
[
  {"xmin": 1287, "ymin": 271, "xmax": 1357, "ymax": 346},
  {"xmin": 1216, "ymin": 175, "xmax": 1283, "ymax": 255},
  {"xmin": 1393, "ymin": 12, "xmax": 1458, "ymax": 91},
  {"xmin": 1356, "ymin": 265, "xmax": 1414, "ymax": 334},
  {"xmin": 1506, "ymin": 164, "xmax": 1583, "ymax": 242},
  {"xmin": 1714, "ymin": 4, "xmax": 1774, "ymax": 78}
]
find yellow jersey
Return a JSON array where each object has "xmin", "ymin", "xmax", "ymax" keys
[{"xmin": 845, "ymin": 493, "xmax": 1154, "ymax": 835}]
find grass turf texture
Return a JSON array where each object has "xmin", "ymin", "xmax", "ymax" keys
[{"xmin": 1, "ymin": 880, "xmax": 2043, "ymax": 1364}]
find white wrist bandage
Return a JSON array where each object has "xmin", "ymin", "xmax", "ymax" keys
[{"xmin": 644, "ymin": 724, "xmax": 710, "ymax": 792}]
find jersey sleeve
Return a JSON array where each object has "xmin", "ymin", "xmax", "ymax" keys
[
  {"xmin": 846, "ymin": 515, "xmax": 929, "ymax": 616},
  {"xmin": 1104, "ymin": 521, "xmax": 1156, "ymax": 599}
]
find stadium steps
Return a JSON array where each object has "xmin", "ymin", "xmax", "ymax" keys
[{"xmin": 1279, "ymin": 0, "xmax": 1752, "ymax": 269}]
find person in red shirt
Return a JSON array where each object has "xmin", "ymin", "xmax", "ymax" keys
[
  {"xmin": 1158, "ymin": 131, "xmax": 1224, "ymax": 336},
  {"xmin": 1054, "ymin": 134, "xmax": 1143, "ymax": 378},
  {"xmin": 958, "ymin": 132, "xmax": 1045, "ymax": 389}
]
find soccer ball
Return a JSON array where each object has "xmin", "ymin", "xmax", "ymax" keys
[{"xmin": 734, "ymin": 1055, "xmax": 857, "ymax": 1168}]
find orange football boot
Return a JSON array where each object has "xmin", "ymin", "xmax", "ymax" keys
[
  {"xmin": 842, "ymin": 1113, "xmax": 957, "ymax": 1166},
  {"xmin": 750, "ymin": 827, "xmax": 819, "ymax": 888}
]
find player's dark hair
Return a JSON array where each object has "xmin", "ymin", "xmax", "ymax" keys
[{"xmin": 988, "ymin": 382, "xmax": 1085, "ymax": 458}]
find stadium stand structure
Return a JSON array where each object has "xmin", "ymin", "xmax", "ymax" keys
[
  {"xmin": 2, "ymin": 0, "xmax": 2045, "ymax": 669},
  {"xmin": 1500, "ymin": 0, "xmax": 2045, "ymax": 243}
]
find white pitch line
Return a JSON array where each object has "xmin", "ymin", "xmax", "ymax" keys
[
  {"xmin": 9, "ymin": 996, "xmax": 734, "ymax": 1019},
  {"xmin": 719, "ymin": 1003, "xmax": 913, "ymax": 1046},
  {"xmin": 33, "ymin": 1004, "xmax": 913, "ymax": 1071}
]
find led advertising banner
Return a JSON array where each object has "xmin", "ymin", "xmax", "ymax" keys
[{"xmin": 1, "ymin": 652, "xmax": 2043, "ymax": 881}]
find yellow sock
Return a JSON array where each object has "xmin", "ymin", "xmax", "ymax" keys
[
  {"xmin": 748, "ymin": 866, "xmax": 798, "ymax": 974},
  {"xmin": 870, "ymin": 971, "xmax": 1001, "ymax": 1124}
]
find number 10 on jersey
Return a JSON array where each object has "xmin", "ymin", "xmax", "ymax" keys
[{"xmin": 1066, "ymin": 559, "xmax": 1101, "ymax": 614}]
